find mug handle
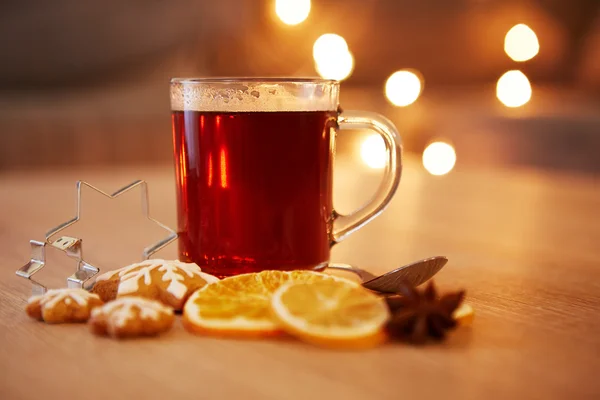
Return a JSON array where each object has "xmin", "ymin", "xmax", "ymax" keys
[{"xmin": 332, "ymin": 110, "xmax": 403, "ymax": 244}]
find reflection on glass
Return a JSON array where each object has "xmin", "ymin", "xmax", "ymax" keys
[
  {"xmin": 220, "ymin": 148, "xmax": 228, "ymax": 188},
  {"xmin": 207, "ymin": 152, "xmax": 213, "ymax": 187}
]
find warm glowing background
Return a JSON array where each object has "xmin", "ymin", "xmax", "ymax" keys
[{"xmin": 0, "ymin": 0, "xmax": 598, "ymax": 177}]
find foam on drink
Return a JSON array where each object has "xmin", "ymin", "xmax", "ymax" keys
[{"xmin": 170, "ymin": 80, "xmax": 338, "ymax": 112}]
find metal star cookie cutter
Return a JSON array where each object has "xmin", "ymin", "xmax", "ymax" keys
[
  {"xmin": 16, "ymin": 180, "xmax": 178, "ymax": 295},
  {"xmin": 17, "ymin": 237, "xmax": 98, "ymax": 295}
]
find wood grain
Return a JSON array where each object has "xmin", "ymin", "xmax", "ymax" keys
[{"xmin": 0, "ymin": 158, "xmax": 599, "ymax": 400}]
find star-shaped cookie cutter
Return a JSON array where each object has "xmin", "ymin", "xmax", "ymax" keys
[
  {"xmin": 16, "ymin": 180, "xmax": 178, "ymax": 295},
  {"xmin": 17, "ymin": 236, "xmax": 98, "ymax": 295}
]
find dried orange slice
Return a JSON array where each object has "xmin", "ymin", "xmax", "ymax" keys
[
  {"xmin": 183, "ymin": 270, "xmax": 336, "ymax": 337},
  {"xmin": 271, "ymin": 279, "xmax": 390, "ymax": 349},
  {"xmin": 453, "ymin": 303, "xmax": 474, "ymax": 325}
]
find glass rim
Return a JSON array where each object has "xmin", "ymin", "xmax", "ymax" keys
[{"xmin": 170, "ymin": 77, "xmax": 339, "ymax": 85}]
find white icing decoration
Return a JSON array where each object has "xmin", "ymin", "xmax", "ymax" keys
[
  {"xmin": 102, "ymin": 259, "xmax": 214, "ymax": 300},
  {"xmin": 93, "ymin": 297, "xmax": 171, "ymax": 328},
  {"xmin": 32, "ymin": 288, "xmax": 98, "ymax": 309},
  {"xmin": 158, "ymin": 262, "xmax": 215, "ymax": 299}
]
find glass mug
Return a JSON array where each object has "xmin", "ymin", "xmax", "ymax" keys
[{"xmin": 170, "ymin": 78, "xmax": 402, "ymax": 277}]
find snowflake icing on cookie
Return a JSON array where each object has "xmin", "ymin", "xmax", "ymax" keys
[
  {"xmin": 29, "ymin": 288, "xmax": 99, "ymax": 309},
  {"xmin": 97, "ymin": 259, "xmax": 218, "ymax": 299},
  {"xmin": 92, "ymin": 297, "xmax": 170, "ymax": 328}
]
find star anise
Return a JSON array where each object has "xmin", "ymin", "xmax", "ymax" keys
[{"xmin": 385, "ymin": 281, "xmax": 465, "ymax": 344}]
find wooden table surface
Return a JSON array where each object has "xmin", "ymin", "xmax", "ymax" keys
[{"xmin": 1, "ymin": 157, "xmax": 599, "ymax": 400}]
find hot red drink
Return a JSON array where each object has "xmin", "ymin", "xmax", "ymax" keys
[
  {"xmin": 172, "ymin": 110, "xmax": 337, "ymax": 277},
  {"xmin": 170, "ymin": 78, "xmax": 401, "ymax": 278}
]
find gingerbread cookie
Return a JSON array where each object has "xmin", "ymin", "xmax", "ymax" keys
[
  {"xmin": 89, "ymin": 297, "xmax": 174, "ymax": 338},
  {"xmin": 92, "ymin": 259, "xmax": 218, "ymax": 310},
  {"xmin": 26, "ymin": 288, "xmax": 103, "ymax": 324}
]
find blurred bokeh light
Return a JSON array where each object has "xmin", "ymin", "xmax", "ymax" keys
[
  {"xmin": 496, "ymin": 70, "xmax": 532, "ymax": 107},
  {"xmin": 504, "ymin": 24, "xmax": 540, "ymax": 62},
  {"xmin": 1, "ymin": 1, "xmax": 599, "ymax": 175},
  {"xmin": 385, "ymin": 70, "xmax": 423, "ymax": 107},
  {"xmin": 275, "ymin": 0, "xmax": 311, "ymax": 26},
  {"xmin": 315, "ymin": 51, "xmax": 354, "ymax": 81},
  {"xmin": 422, "ymin": 142, "xmax": 456, "ymax": 175},
  {"xmin": 313, "ymin": 34, "xmax": 354, "ymax": 80},
  {"xmin": 313, "ymin": 34, "xmax": 348, "ymax": 60},
  {"xmin": 360, "ymin": 134, "xmax": 387, "ymax": 169}
]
